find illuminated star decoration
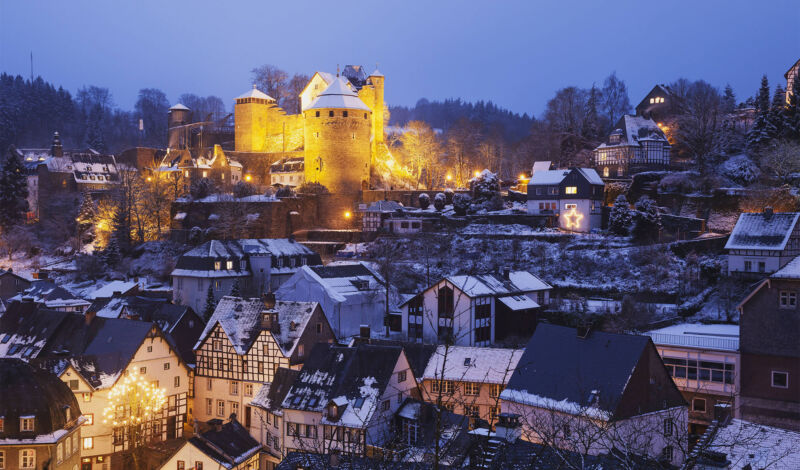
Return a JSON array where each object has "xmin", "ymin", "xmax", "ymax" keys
[{"xmin": 564, "ymin": 208, "xmax": 583, "ymax": 230}]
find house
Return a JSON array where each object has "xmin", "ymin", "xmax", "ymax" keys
[
  {"xmin": 593, "ymin": 115, "xmax": 671, "ymax": 178},
  {"xmin": 419, "ymin": 346, "xmax": 523, "ymax": 427},
  {"xmin": 275, "ymin": 263, "xmax": 386, "ymax": 339},
  {"xmin": 270, "ymin": 157, "xmax": 305, "ymax": 187},
  {"xmin": 280, "ymin": 343, "xmax": 418, "ymax": 456},
  {"xmin": 645, "ymin": 323, "xmax": 739, "ymax": 436},
  {"xmin": 0, "ymin": 269, "xmax": 31, "ymax": 301},
  {"xmin": 724, "ymin": 209, "xmax": 800, "ymax": 277},
  {"xmin": 786, "ymin": 57, "xmax": 799, "ymax": 104},
  {"xmin": 635, "ymin": 84, "xmax": 677, "ymax": 121},
  {"xmin": 696, "ymin": 415, "xmax": 800, "ymax": 469},
  {"xmin": 399, "ymin": 270, "xmax": 551, "ymax": 346},
  {"xmin": 526, "ymin": 167, "xmax": 605, "ymax": 232},
  {"xmin": 85, "ymin": 280, "xmax": 139, "ymax": 300},
  {"xmin": 0, "ymin": 359, "xmax": 85, "ymax": 470},
  {"xmin": 276, "ymin": 452, "xmax": 433, "ymax": 470},
  {"xmin": 155, "ymin": 418, "xmax": 261, "ymax": 470},
  {"xmin": 37, "ymin": 152, "xmax": 121, "ymax": 222},
  {"xmin": 736, "ymin": 256, "xmax": 800, "ymax": 431},
  {"xmin": 10, "ymin": 281, "xmax": 91, "ymax": 313},
  {"xmin": 193, "ymin": 294, "xmax": 335, "ymax": 435},
  {"xmin": 171, "ymin": 238, "xmax": 321, "ymax": 314},
  {"xmin": 500, "ymin": 323, "xmax": 688, "ymax": 466},
  {"xmin": 359, "ymin": 200, "xmax": 403, "ymax": 233},
  {"xmin": 392, "ymin": 398, "xmax": 472, "ymax": 466},
  {"xmin": 250, "ymin": 367, "xmax": 300, "ymax": 467}
]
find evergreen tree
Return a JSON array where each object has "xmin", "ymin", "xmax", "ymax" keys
[
  {"xmin": 76, "ymin": 192, "xmax": 96, "ymax": 245},
  {"xmin": 0, "ymin": 148, "xmax": 30, "ymax": 230},
  {"xmin": 230, "ymin": 279, "xmax": 241, "ymax": 297},
  {"xmin": 110, "ymin": 205, "xmax": 131, "ymax": 254},
  {"xmin": 755, "ymin": 75, "xmax": 771, "ymax": 114},
  {"xmin": 769, "ymin": 85, "xmax": 789, "ymax": 140},
  {"xmin": 582, "ymin": 85, "xmax": 601, "ymax": 143},
  {"xmin": 632, "ymin": 196, "xmax": 662, "ymax": 243},
  {"xmin": 608, "ymin": 194, "xmax": 633, "ymax": 236},
  {"xmin": 203, "ymin": 285, "xmax": 217, "ymax": 322},
  {"xmin": 721, "ymin": 84, "xmax": 736, "ymax": 114},
  {"xmin": 787, "ymin": 74, "xmax": 800, "ymax": 140},
  {"xmin": 101, "ymin": 237, "xmax": 121, "ymax": 267}
]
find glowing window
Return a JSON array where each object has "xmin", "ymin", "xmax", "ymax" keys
[
  {"xmin": 565, "ymin": 186, "xmax": 577, "ymax": 194},
  {"xmin": 82, "ymin": 437, "xmax": 93, "ymax": 449},
  {"xmin": 649, "ymin": 98, "xmax": 655, "ymax": 104},
  {"xmin": 226, "ymin": 260, "xmax": 233, "ymax": 270},
  {"xmin": 202, "ymin": 171, "xmax": 208, "ymax": 178}
]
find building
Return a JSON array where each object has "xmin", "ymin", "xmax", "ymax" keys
[
  {"xmin": 155, "ymin": 418, "xmax": 261, "ymax": 470},
  {"xmin": 360, "ymin": 200, "xmax": 403, "ymax": 233},
  {"xmin": 399, "ymin": 270, "xmax": 551, "ymax": 346},
  {"xmin": 250, "ymin": 367, "xmax": 300, "ymax": 468},
  {"xmin": 37, "ymin": 152, "xmax": 120, "ymax": 222},
  {"xmin": 280, "ymin": 343, "xmax": 418, "ymax": 456},
  {"xmin": 736, "ymin": 256, "xmax": 800, "ymax": 431},
  {"xmin": 393, "ymin": 398, "xmax": 472, "ymax": 466},
  {"xmin": 786, "ymin": 58, "xmax": 799, "ymax": 104},
  {"xmin": 10, "ymin": 281, "xmax": 91, "ymax": 313},
  {"xmin": 0, "ymin": 269, "xmax": 31, "ymax": 301},
  {"xmin": 171, "ymin": 239, "xmax": 321, "ymax": 314},
  {"xmin": 275, "ymin": 263, "xmax": 386, "ymax": 339},
  {"xmin": 419, "ymin": 346, "xmax": 523, "ymax": 427},
  {"xmin": 645, "ymin": 323, "xmax": 739, "ymax": 436},
  {"xmin": 500, "ymin": 324, "xmax": 688, "ymax": 467},
  {"xmin": 525, "ymin": 167, "xmax": 604, "ymax": 232},
  {"xmin": 0, "ymin": 359, "xmax": 85, "ymax": 470},
  {"xmin": 593, "ymin": 115, "xmax": 671, "ymax": 178},
  {"xmin": 269, "ymin": 157, "xmax": 304, "ymax": 187},
  {"xmin": 697, "ymin": 416, "xmax": 800, "ymax": 469},
  {"xmin": 725, "ymin": 209, "xmax": 800, "ymax": 277},
  {"xmin": 635, "ymin": 84, "xmax": 677, "ymax": 121},
  {"xmin": 193, "ymin": 295, "xmax": 335, "ymax": 435}
]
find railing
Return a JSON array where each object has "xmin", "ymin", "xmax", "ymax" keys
[{"xmin": 646, "ymin": 332, "xmax": 739, "ymax": 351}]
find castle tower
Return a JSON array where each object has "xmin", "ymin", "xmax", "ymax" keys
[
  {"xmin": 303, "ymin": 77, "xmax": 372, "ymax": 194},
  {"xmin": 50, "ymin": 131, "xmax": 63, "ymax": 157},
  {"xmin": 168, "ymin": 103, "xmax": 191, "ymax": 149},
  {"xmin": 367, "ymin": 69, "xmax": 385, "ymax": 157},
  {"xmin": 234, "ymin": 85, "xmax": 275, "ymax": 152}
]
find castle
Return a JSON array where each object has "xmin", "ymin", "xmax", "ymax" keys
[{"xmin": 228, "ymin": 65, "xmax": 386, "ymax": 194}]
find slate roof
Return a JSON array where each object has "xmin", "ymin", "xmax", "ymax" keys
[
  {"xmin": 528, "ymin": 167, "xmax": 604, "ymax": 187},
  {"xmin": 189, "ymin": 419, "xmax": 261, "ymax": 469},
  {"xmin": 703, "ymin": 419, "xmax": 800, "ymax": 470},
  {"xmin": 724, "ymin": 212, "xmax": 800, "ymax": 251},
  {"xmin": 277, "ymin": 452, "xmax": 431, "ymax": 470},
  {"xmin": 269, "ymin": 157, "xmax": 304, "ymax": 173},
  {"xmin": 501, "ymin": 323, "xmax": 654, "ymax": 420},
  {"xmin": 282, "ymin": 263, "xmax": 385, "ymax": 304},
  {"xmin": 363, "ymin": 200, "xmax": 404, "ymax": 213},
  {"xmin": 282, "ymin": 343, "xmax": 404, "ymax": 427},
  {"xmin": 422, "ymin": 346, "xmax": 523, "ymax": 385},
  {"xmin": 307, "ymin": 77, "xmax": 371, "ymax": 111},
  {"xmin": 11, "ymin": 280, "xmax": 91, "ymax": 309},
  {"xmin": 395, "ymin": 398, "xmax": 472, "ymax": 466},
  {"xmin": 445, "ymin": 271, "xmax": 550, "ymax": 298},
  {"xmin": 772, "ymin": 255, "xmax": 800, "ymax": 279},
  {"xmin": 365, "ymin": 339, "xmax": 436, "ymax": 381},
  {"xmin": 250, "ymin": 367, "xmax": 300, "ymax": 413},
  {"xmin": 172, "ymin": 239, "xmax": 319, "ymax": 277},
  {"xmin": 596, "ymin": 115, "xmax": 669, "ymax": 149}
]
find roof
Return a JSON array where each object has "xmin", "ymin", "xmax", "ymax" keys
[
  {"xmin": 172, "ymin": 239, "xmax": 319, "ymax": 277},
  {"xmin": 785, "ymin": 58, "xmax": 800, "ymax": 78},
  {"xmin": 645, "ymin": 323, "xmax": 739, "ymax": 352},
  {"xmin": 170, "ymin": 103, "xmax": 190, "ymax": 111},
  {"xmin": 250, "ymin": 367, "xmax": 300, "ymax": 413},
  {"xmin": 705, "ymin": 419, "xmax": 800, "ymax": 469},
  {"xmin": 235, "ymin": 85, "xmax": 274, "ymax": 101},
  {"xmin": 11, "ymin": 280, "xmax": 91, "ymax": 308},
  {"xmin": 283, "ymin": 263, "xmax": 384, "ymax": 303},
  {"xmin": 501, "ymin": 323, "xmax": 659, "ymax": 420},
  {"xmin": 277, "ymin": 452, "xmax": 431, "ymax": 470},
  {"xmin": 189, "ymin": 420, "xmax": 261, "ymax": 469},
  {"xmin": 724, "ymin": 212, "xmax": 800, "ymax": 251},
  {"xmin": 444, "ymin": 271, "xmax": 551, "ymax": 298},
  {"xmin": 529, "ymin": 169, "xmax": 569, "ymax": 185},
  {"xmin": 772, "ymin": 255, "xmax": 800, "ymax": 279},
  {"xmin": 281, "ymin": 343, "xmax": 404, "ymax": 427},
  {"xmin": 595, "ymin": 115, "xmax": 669, "ymax": 150},
  {"xmin": 363, "ymin": 200, "xmax": 404, "ymax": 213},
  {"xmin": 422, "ymin": 345, "xmax": 523, "ymax": 384},
  {"xmin": 87, "ymin": 280, "xmax": 138, "ymax": 299},
  {"xmin": 365, "ymin": 339, "xmax": 436, "ymax": 381},
  {"xmin": 394, "ymin": 398, "xmax": 472, "ymax": 466},
  {"xmin": 307, "ymin": 77, "xmax": 371, "ymax": 111}
]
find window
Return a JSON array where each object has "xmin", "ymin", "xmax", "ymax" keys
[
  {"xmin": 215, "ymin": 280, "xmax": 221, "ymax": 291},
  {"xmin": 0, "ymin": 418, "xmax": 3, "ymax": 432},
  {"xmin": 20, "ymin": 417, "xmax": 34, "ymax": 432},
  {"xmin": 217, "ymin": 400, "xmax": 225, "ymax": 417},
  {"xmin": 662, "ymin": 445, "xmax": 674, "ymax": 461},
  {"xmin": 650, "ymin": 98, "xmax": 655, "ymax": 104},
  {"xmin": 244, "ymin": 383, "xmax": 253, "ymax": 396},
  {"xmin": 692, "ymin": 398, "xmax": 706, "ymax": 412},
  {"xmin": 83, "ymin": 437, "xmax": 94, "ymax": 449},
  {"xmin": 206, "ymin": 398, "xmax": 213, "ymax": 415},
  {"xmin": 464, "ymin": 405, "xmax": 480, "ymax": 419},
  {"xmin": 663, "ymin": 419, "xmax": 673, "ymax": 437},
  {"xmin": 381, "ymin": 400, "xmax": 390, "ymax": 411},
  {"xmin": 0, "ymin": 450, "xmax": 4, "ymax": 470},
  {"xmin": 744, "ymin": 260, "xmax": 753, "ymax": 272},
  {"xmin": 316, "ymin": 322, "xmax": 322, "ymax": 334},
  {"xmin": 431, "ymin": 380, "xmax": 455, "ymax": 395},
  {"xmin": 490, "ymin": 406, "xmax": 501, "ymax": 421},
  {"xmin": 140, "ymin": 367, "xmax": 147, "ymax": 375},
  {"xmin": 438, "ymin": 286, "xmax": 454, "ymax": 318},
  {"xmin": 20, "ymin": 450, "xmax": 35, "ymax": 469},
  {"xmin": 663, "ymin": 357, "xmax": 734, "ymax": 384},
  {"xmin": 164, "ymin": 362, "xmax": 170, "ymax": 370},
  {"xmin": 329, "ymin": 111, "xmax": 334, "ymax": 117},
  {"xmin": 398, "ymin": 370, "xmax": 407, "ymax": 383},
  {"xmin": 202, "ymin": 171, "xmax": 208, "ymax": 178},
  {"xmin": 174, "ymin": 376, "xmax": 180, "ymax": 388},
  {"xmin": 212, "ymin": 340, "xmax": 222, "ymax": 351},
  {"xmin": 230, "ymin": 381, "xmax": 239, "ymax": 395},
  {"xmin": 196, "ymin": 462, "xmax": 203, "ymax": 470},
  {"xmin": 85, "ymin": 413, "xmax": 94, "ymax": 425},
  {"xmin": 780, "ymin": 291, "xmax": 797, "ymax": 308},
  {"xmin": 68, "ymin": 379, "xmax": 79, "ymax": 390},
  {"xmin": 343, "ymin": 111, "xmax": 348, "ymax": 118},
  {"xmin": 315, "ymin": 111, "xmax": 320, "ymax": 117},
  {"xmin": 465, "ymin": 382, "xmax": 480, "ymax": 396},
  {"xmin": 207, "ymin": 377, "xmax": 213, "ymax": 390},
  {"xmin": 177, "ymin": 461, "xmax": 185, "ymax": 470},
  {"xmin": 230, "ymin": 401, "xmax": 239, "ymax": 418},
  {"xmin": 564, "ymin": 186, "xmax": 577, "ymax": 194},
  {"xmin": 214, "ymin": 261, "xmax": 221, "ymax": 270},
  {"xmin": 758, "ymin": 261, "xmax": 766, "ymax": 273},
  {"xmin": 298, "ymin": 344, "xmax": 304, "ymax": 356},
  {"xmin": 226, "ymin": 260, "xmax": 233, "ymax": 270},
  {"xmin": 772, "ymin": 371, "xmax": 789, "ymax": 388}
]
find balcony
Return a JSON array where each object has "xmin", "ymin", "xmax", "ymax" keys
[{"xmin": 646, "ymin": 332, "xmax": 739, "ymax": 352}]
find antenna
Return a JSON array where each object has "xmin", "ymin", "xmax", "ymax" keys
[{"xmin": 30, "ymin": 52, "xmax": 33, "ymax": 81}]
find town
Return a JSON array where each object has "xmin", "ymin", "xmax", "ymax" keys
[{"xmin": 0, "ymin": 3, "xmax": 799, "ymax": 470}]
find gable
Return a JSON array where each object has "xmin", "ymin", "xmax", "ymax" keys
[{"xmin": 614, "ymin": 342, "xmax": 686, "ymax": 419}]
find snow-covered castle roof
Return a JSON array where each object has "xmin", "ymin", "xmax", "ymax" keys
[{"xmin": 307, "ymin": 77, "xmax": 370, "ymax": 111}]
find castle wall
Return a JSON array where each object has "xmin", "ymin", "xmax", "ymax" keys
[
  {"xmin": 234, "ymin": 100, "xmax": 271, "ymax": 152},
  {"xmin": 358, "ymin": 76, "xmax": 385, "ymax": 160},
  {"xmin": 303, "ymin": 110, "xmax": 371, "ymax": 194}
]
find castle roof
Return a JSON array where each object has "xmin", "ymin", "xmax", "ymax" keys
[
  {"xmin": 170, "ymin": 103, "xmax": 190, "ymax": 111},
  {"xmin": 307, "ymin": 77, "xmax": 370, "ymax": 111},
  {"xmin": 370, "ymin": 68, "xmax": 384, "ymax": 77},
  {"xmin": 236, "ymin": 85, "xmax": 274, "ymax": 101}
]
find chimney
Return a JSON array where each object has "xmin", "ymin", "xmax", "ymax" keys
[
  {"xmin": 500, "ymin": 267, "xmax": 510, "ymax": 280},
  {"xmin": 51, "ymin": 132, "xmax": 63, "ymax": 158},
  {"xmin": 208, "ymin": 418, "xmax": 223, "ymax": 432},
  {"xmin": 495, "ymin": 413, "xmax": 522, "ymax": 443},
  {"xmin": 764, "ymin": 206, "xmax": 774, "ymax": 218},
  {"xmin": 360, "ymin": 324, "xmax": 370, "ymax": 339}
]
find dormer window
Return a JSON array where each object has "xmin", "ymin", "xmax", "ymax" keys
[
  {"xmin": 241, "ymin": 260, "xmax": 247, "ymax": 270},
  {"xmin": 20, "ymin": 417, "xmax": 34, "ymax": 432},
  {"xmin": 564, "ymin": 186, "xmax": 577, "ymax": 195},
  {"xmin": 214, "ymin": 261, "xmax": 221, "ymax": 270},
  {"xmin": 226, "ymin": 261, "xmax": 233, "ymax": 270}
]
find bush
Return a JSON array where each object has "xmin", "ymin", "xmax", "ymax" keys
[
  {"xmin": 434, "ymin": 193, "xmax": 446, "ymax": 211},
  {"xmin": 453, "ymin": 193, "xmax": 472, "ymax": 216},
  {"xmin": 719, "ymin": 154, "xmax": 760, "ymax": 186},
  {"xmin": 233, "ymin": 181, "xmax": 257, "ymax": 198},
  {"xmin": 190, "ymin": 178, "xmax": 215, "ymax": 200},
  {"xmin": 275, "ymin": 186, "xmax": 295, "ymax": 198},
  {"xmin": 444, "ymin": 188, "xmax": 454, "ymax": 205},
  {"xmin": 188, "ymin": 226, "xmax": 204, "ymax": 244},
  {"xmin": 418, "ymin": 193, "xmax": 430, "ymax": 209},
  {"xmin": 296, "ymin": 182, "xmax": 329, "ymax": 195},
  {"xmin": 608, "ymin": 194, "xmax": 632, "ymax": 235},
  {"xmin": 632, "ymin": 196, "xmax": 662, "ymax": 243}
]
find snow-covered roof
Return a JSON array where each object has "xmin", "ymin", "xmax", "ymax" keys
[
  {"xmin": 370, "ymin": 68, "xmax": 383, "ymax": 77},
  {"xmin": 283, "ymin": 263, "xmax": 384, "ymax": 303},
  {"xmin": 529, "ymin": 169, "xmax": 569, "ymax": 185},
  {"xmin": 421, "ymin": 346, "xmax": 523, "ymax": 384},
  {"xmin": 576, "ymin": 168, "xmax": 604, "ymax": 185},
  {"xmin": 706, "ymin": 419, "xmax": 800, "ymax": 469},
  {"xmin": 188, "ymin": 420, "xmax": 261, "ymax": 469},
  {"xmin": 772, "ymin": 255, "xmax": 800, "ymax": 279},
  {"xmin": 307, "ymin": 77, "xmax": 371, "ymax": 111},
  {"xmin": 236, "ymin": 85, "xmax": 274, "ymax": 101},
  {"xmin": 87, "ymin": 280, "xmax": 138, "ymax": 300},
  {"xmin": 531, "ymin": 161, "xmax": 551, "ymax": 173},
  {"xmin": 170, "ymin": 103, "xmax": 190, "ymax": 111},
  {"xmin": 445, "ymin": 271, "xmax": 551, "ymax": 298},
  {"xmin": 724, "ymin": 211, "xmax": 800, "ymax": 251},
  {"xmin": 498, "ymin": 295, "xmax": 539, "ymax": 311},
  {"xmin": 595, "ymin": 114, "xmax": 669, "ymax": 149},
  {"xmin": 270, "ymin": 301, "xmax": 321, "ymax": 356},
  {"xmin": 172, "ymin": 239, "xmax": 319, "ymax": 278},
  {"xmin": 645, "ymin": 323, "xmax": 739, "ymax": 352}
]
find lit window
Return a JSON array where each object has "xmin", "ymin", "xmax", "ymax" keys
[
  {"xmin": 20, "ymin": 450, "xmax": 35, "ymax": 469},
  {"xmin": 20, "ymin": 417, "xmax": 34, "ymax": 432},
  {"xmin": 649, "ymin": 98, "xmax": 655, "ymax": 104},
  {"xmin": 83, "ymin": 437, "xmax": 94, "ymax": 449},
  {"xmin": 140, "ymin": 367, "xmax": 147, "ymax": 375},
  {"xmin": 184, "ymin": 170, "xmax": 189, "ymax": 177},
  {"xmin": 202, "ymin": 171, "xmax": 208, "ymax": 178},
  {"xmin": 0, "ymin": 418, "xmax": 3, "ymax": 432},
  {"xmin": 565, "ymin": 186, "xmax": 577, "ymax": 194},
  {"xmin": 772, "ymin": 371, "xmax": 789, "ymax": 388},
  {"xmin": 214, "ymin": 261, "xmax": 221, "ymax": 270},
  {"xmin": 226, "ymin": 260, "xmax": 233, "ymax": 270},
  {"xmin": 84, "ymin": 414, "xmax": 94, "ymax": 425}
]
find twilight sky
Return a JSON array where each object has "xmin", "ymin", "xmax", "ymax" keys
[{"xmin": 1, "ymin": 0, "xmax": 797, "ymax": 117}]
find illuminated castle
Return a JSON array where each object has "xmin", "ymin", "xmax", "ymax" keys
[{"xmin": 233, "ymin": 65, "xmax": 385, "ymax": 194}]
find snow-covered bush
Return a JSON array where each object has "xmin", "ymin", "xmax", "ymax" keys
[
  {"xmin": 275, "ymin": 186, "xmax": 295, "ymax": 198},
  {"xmin": 453, "ymin": 193, "xmax": 472, "ymax": 216},
  {"xmin": 444, "ymin": 188, "xmax": 454, "ymax": 205},
  {"xmin": 433, "ymin": 193, "xmax": 446, "ymax": 211},
  {"xmin": 188, "ymin": 226, "xmax": 204, "ymax": 245},
  {"xmin": 470, "ymin": 169, "xmax": 500, "ymax": 200},
  {"xmin": 608, "ymin": 194, "xmax": 632, "ymax": 235},
  {"xmin": 418, "ymin": 193, "xmax": 431, "ymax": 209},
  {"xmin": 719, "ymin": 154, "xmax": 760, "ymax": 186},
  {"xmin": 658, "ymin": 171, "xmax": 701, "ymax": 194},
  {"xmin": 233, "ymin": 181, "xmax": 257, "ymax": 198},
  {"xmin": 632, "ymin": 196, "xmax": 662, "ymax": 243},
  {"xmin": 190, "ymin": 178, "xmax": 215, "ymax": 200},
  {"xmin": 296, "ymin": 182, "xmax": 329, "ymax": 195}
]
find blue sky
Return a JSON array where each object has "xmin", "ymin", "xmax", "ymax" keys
[{"xmin": 1, "ymin": 0, "xmax": 797, "ymax": 116}]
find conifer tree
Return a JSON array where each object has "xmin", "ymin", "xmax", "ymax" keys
[
  {"xmin": 755, "ymin": 75, "xmax": 771, "ymax": 114},
  {"xmin": 101, "ymin": 237, "xmax": 121, "ymax": 267},
  {"xmin": 110, "ymin": 205, "xmax": 131, "ymax": 254},
  {"xmin": 769, "ymin": 85, "xmax": 789, "ymax": 139},
  {"xmin": 230, "ymin": 278, "xmax": 241, "ymax": 297},
  {"xmin": 203, "ymin": 285, "xmax": 217, "ymax": 323},
  {"xmin": 608, "ymin": 194, "xmax": 633, "ymax": 236},
  {"xmin": 0, "ymin": 148, "xmax": 29, "ymax": 231},
  {"xmin": 632, "ymin": 196, "xmax": 662, "ymax": 243},
  {"xmin": 721, "ymin": 84, "xmax": 736, "ymax": 114}
]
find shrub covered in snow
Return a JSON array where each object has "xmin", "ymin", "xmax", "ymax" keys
[
  {"xmin": 608, "ymin": 194, "xmax": 633, "ymax": 236},
  {"xmin": 296, "ymin": 182, "xmax": 329, "ymax": 195},
  {"xmin": 233, "ymin": 181, "xmax": 257, "ymax": 198},
  {"xmin": 470, "ymin": 169, "xmax": 500, "ymax": 201},
  {"xmin": 658, "ymin": 171, "xmax": 701, "ymax": 194},
  {"xmin": 190, "ymin": 178, "xmax": 216, "ymax": 200},
  {"xmin": 275, "ymin": 186, "xmax": 295, "ymax": 198},
  {"xmin": 418, "ymin": 193, "xmax": 431, "ymax": 209},
  {"xmin": 632, "ymin": 196, "xmax": 662, "ymax": 243},
  {"xmin": 719, "ymin": 154, "xmax": 760, "ymax": 186},
  {"xmin": 433, "ymin": 193, "xmax": 446, "ymax": 211},
  {"xmin": 444, "ymin": 188, "xmax": 454, "ymax": 205},
  {"xmin": 453, "ymin": 193, "xmax": 472, "ymax": 216}
]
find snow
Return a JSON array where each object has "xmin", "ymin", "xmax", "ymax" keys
[
  {"xmin": 307, "ymin": 77, "xmax": 370, "ymax": 111},
  {"xmin": 498, "ymin": 295, "xmax": 539, "ymax": 310},
  {"xmin": 708, "ymin": 419, "xmax": 800, "ymax": 470},
  {"xmin": 725, "ymin": 212, "xmax": 800, "ymax": 250},
  {"xmin": 87, "ymin": 280, "xmax": 137, "ymax": 299},
  {"xmin": 169, "ymin": 103, "xmax": 190, "ymax": 111},
  {"xmin": 645, "ymin": 323, "xmax": 739, "ymax": 351},
  {"xmin": 771, "ymin": 255, "xmax": 800, "ymax": 279},
  {"xmin": 446, "ymin": 271, "xmax": 550, "ymax": 297},
  {"xmin": 528, "ymin": 169, "xmax": 569, "ymax": 185},
  {"xmin": 0, "ymin": 428, "xmax": 68, "ymax": 445},
  {"xmin": 500, "ymin": 388, "xmax": 611, "ymax": 421},
  {"xmin": 422, "ymin": 345, "xmax": 523, "ymax": 384},
  {"xmin": 235, "ymin": 85, "xmax": 274, "ymax": 101}
]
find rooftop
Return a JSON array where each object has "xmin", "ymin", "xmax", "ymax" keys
[
  {"xmin": 307, "ymin": 77, "xmax": 370, "ymax": 111},
  {"xmin": 725, "ymin": 211, "xmax": 800, "ymax": 251},
  {"xmin": 705, "ymin": 419, "xmax": 800, "ymax": 469},
  {"xmin": 645, "ymin": 323, "xmax": 739, "ymax": 351},
  {"xmin": 421, "ymin": 345, "xmax": 523, "ymax": 384}
]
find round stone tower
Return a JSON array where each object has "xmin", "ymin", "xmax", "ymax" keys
[
  {"xmin": 168, "ymin": 103, "xmax": 191, "ymax": 149},
  {"xmin": 234, "ymin": 85, "xmax": 275, "ymax": 152},
  {"xmin": 303, "ymin": 77, "xmax": 372, "ymax": 194}
]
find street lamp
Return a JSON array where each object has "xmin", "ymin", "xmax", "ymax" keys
[{"xmin": 344, "ymin": 211, "xmax": 352, "ymax": 219}]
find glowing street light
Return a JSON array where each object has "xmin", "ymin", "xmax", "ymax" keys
[
  {"xmin": 474, "ymin": 170, "xmax": 481, "ymax": 178},
  {"xmin": 344, "ymin": 211, "xmax": 352, "ymax": 219},
  {"xmin": 446, "ymin": 174, "xmax": 452, "ymax": 181},
  {"xmin": 244, "ymin": 174, "xmax": 252, "ymax": 182}
]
